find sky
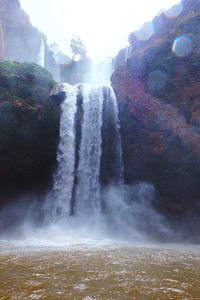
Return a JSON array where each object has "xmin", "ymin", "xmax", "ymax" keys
[{"xmin": 19, "ymin": 0, "xmax": 181, "ymax": 62}]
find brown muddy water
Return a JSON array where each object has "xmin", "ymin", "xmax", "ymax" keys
[{"xmin": 0, "ymin": 242, "xmax": 200, "ymax": 300}]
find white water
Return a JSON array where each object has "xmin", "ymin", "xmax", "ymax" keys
[
  {"xmin": 46, "ymin": 84, "xmax": 78, "ymax": 221},
  {"xmin": 46, "ymin": 84, "xmax": 125, "ymax": 228},
  {"xmin": 37, "ymin": 38, "xmax": 45, "ymax": 67},
  {"xmin": 124, "ymin": 45, "xmax": 133, "ymax": 61},
  {"xmin": 43, "ymin": 83, "xmax": 168, "ymax": 243},
  {"xmin": 87, "ymin": 58, "xmax": 114, "ymax": 85},
  {"xmin": 74, "ymin": 86, "xmax": 103, "ymax": 216},
  {"xmin": 103, "ymin": 86, "xmax": 124, "ymax": 183}
]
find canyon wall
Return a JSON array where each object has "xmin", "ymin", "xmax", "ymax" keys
[{"xmin": 112, "ymin": 0, "xmax": 200, "ymax": 233}]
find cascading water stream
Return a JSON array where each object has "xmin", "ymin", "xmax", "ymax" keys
[
  {"xmin": 47, "ymin": 84, "xmax": 78, "ymax": 222},
  {"xmin": 74, "ymin": 86, "xmax": 103, "ymax": 216},
  {"xmin": 37, "ymin": 38, "xmax": 45, "ymax": 67},
  {"xmin": 46, "ymin": 83, "xmax": 124, "ymax": 224},
  {"xmin": 108, "ymin": 88, "xmax": 124, "ymax": 184},
  {"xmin": 124, "ymin": 45, "xmax": 133, "ymax": 61},
  {"xmin": 101, "ymin": 86, "xmax": 124, "ymax": 185}
]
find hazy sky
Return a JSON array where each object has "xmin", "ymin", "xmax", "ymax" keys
[{"xmin": 19, "ymin": 0, "xmax": 181, "ymax": 62}]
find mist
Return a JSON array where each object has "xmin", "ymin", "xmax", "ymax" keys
[{"xmin": 0, "ymin": 181, "xmax": 172, "ymax": 246}]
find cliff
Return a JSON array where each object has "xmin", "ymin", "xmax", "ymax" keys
[
  {"xmin": 0, "ymin": 0, "xmax": 93, "ymax": 84},
  {"xmin": 0, "ymin": 61, "xmax": 60, "ymax": 205},
  {"xmin": 111, "ymin": 0, "xmax": 200, "ymax": 235},
  {"xmin": 0, "ymin": 0, "xmax": 60, "ymax": 79}
]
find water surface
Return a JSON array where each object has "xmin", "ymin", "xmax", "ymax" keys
[{"xmin": 0, "ymin": 241, "xmax": 200, "ymax": 299}]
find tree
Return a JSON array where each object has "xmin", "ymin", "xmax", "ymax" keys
[{"xmin": 70, "ymin": 36, "xmax": 86, "ymax": 61}]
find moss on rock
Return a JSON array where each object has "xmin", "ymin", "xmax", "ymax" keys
[
  {"xmin": 0, "ymin": 61, "xmax": 56, "ymax": 104},
  {"xmin": 0, "ymin": 61, "xmax": 60, "ymax": 204}
]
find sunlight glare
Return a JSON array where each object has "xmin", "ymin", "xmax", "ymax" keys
[{"xmin": 19, "ymin": 0, "xmax": 181, "ymax": 62}]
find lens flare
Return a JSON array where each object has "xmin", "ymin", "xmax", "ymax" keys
[{"xmin": 172, "ymin": 35, "xmax": 193, "ymax": 57}]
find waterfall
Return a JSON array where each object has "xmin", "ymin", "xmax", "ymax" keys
[
  {"xmin": 0, "ymin": 21, "xmax": 5, "ymax": 60},
  {"xmin": 47, "ymin": 84, "xmax": 78, "ymax": 221},
  {"xmin": 124, "ymin": 45, "xmax": 133, "ymax": 61},
  {"xmin": 109, "ymin": 88, "xmax": 124, "ymax": 183},
  {"xmin": 47, "ymin": 84, "xmax": 124, "ymax": 223},
  {"xmin": 74, "ymin": 86, "xmax": 103, "ymax": 216},
  {"xmin": 87, "ymin": 59, "xmax": 114, "ymax": 85},
  {"xmin": 109, "ymin": 87, "xmax": 124, "ymax": 184},
  {"xmin": 37, "ymin": 38, "xmax": 45, "ymax": 67},
  {"xmin": 101, "ymin": 87, "xmax": 124, "ymax": 184}
]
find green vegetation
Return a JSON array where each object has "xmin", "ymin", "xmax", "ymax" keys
[
  {"xmin": 0, "ymin": 61, "xmax": 56, "ymax": 105},
  {"xmin": 0, "ymin": 61, "xmax": 60, "ymax": 204}
]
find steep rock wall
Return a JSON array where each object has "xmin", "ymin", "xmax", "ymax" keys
[
  {"xmin": 0, "ymin": 61, "xmax": 60, "ymax": 205},
  {"xmin": 0, "ymin": 0, "xmax": 59, "ymax": 78},
  {"xmin": 111, "ymin": 0, "xmax": 200, "ymax": 227}
]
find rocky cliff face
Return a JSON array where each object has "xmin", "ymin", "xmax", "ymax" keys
[
  {"xmin": 111, "ymin": 0, "xmax": 200, "ymax": 236},
  {"xmin": 0, "ymin": 0, "xmax": 39, "ymax": 62},
  {"xmin": 0, "ymin": 0, "xmax": 87, "ymax": 83},
  {"xmin": 0, "ymin": 61, "xmax": 60, "ymax": 205},
  {"xmin": 0, "ymin": 0, "xmax": 60, "ymax": 79}
]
